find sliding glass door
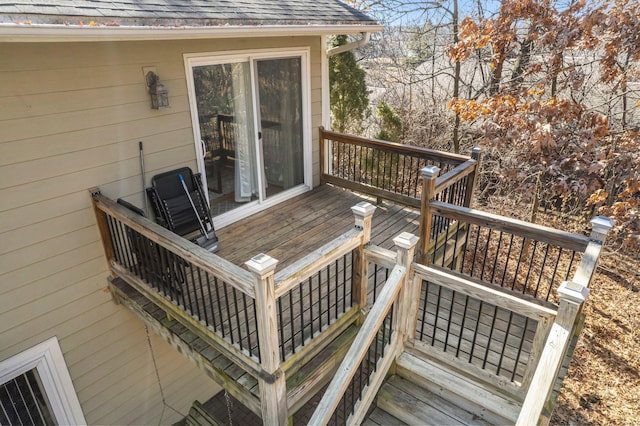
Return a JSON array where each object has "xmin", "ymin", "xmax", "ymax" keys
[{"xmin": 186, "ymin": 50, "xmax": 310, "ymax": 226}]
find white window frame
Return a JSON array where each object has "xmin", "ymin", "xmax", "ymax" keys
[
  {"xmin": 184, "ymin": 47, "xmax": 313, "ymax": 228},
  {"xmin": 0, "ymin": 337, "xmax": 86, "ymax": 425}
]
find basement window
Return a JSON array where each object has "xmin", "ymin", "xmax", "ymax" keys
[{"xmin": 0, "ymin": 337, "xmax": 85, "ymax": 425}]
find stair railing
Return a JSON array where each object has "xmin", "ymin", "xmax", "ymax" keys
[
  {"xmin": 307, "ymin": 232, "xmax": 419, "ymax": 426},
  {"xmin": 516, "ymin": 216, "xmax": 613, "ymax": 425}
]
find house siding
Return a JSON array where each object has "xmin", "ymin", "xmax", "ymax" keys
[{"xmin": 0, "ymin": 35, "xmax": 324, "ymax": 424}]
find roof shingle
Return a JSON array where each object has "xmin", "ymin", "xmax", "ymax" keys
[{"xmin": 0, "ymin": 0, "xmax": 378, "ymax": 27}]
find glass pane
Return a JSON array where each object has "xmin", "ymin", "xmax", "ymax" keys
[
  {"xmin": 0, "ymin": 369, "xmax": 56, "ymax": 425},
  {"xmin": 193, "ymin": 62, "xmax": 258, "ymax": 216},
  {"xmin": 257, "ymin": 57, "xmax": 304, "ymax": 197}
]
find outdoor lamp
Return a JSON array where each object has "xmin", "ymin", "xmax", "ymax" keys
[{"xmin": 146, "ymin": 71, "xmax": 169, "ymax": 109}]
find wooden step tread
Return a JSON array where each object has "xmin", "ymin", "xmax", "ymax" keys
[
  {"xmin": 395, "ymin": 351, "xmax": 521, "ymax": 424},
  {"xmin": 185, "ymin": 400, "xmax": 224, "ymax": 426},
  {"xmin": 363, "ymin": 407, "xmax": 408, "ymax": 426},
  {"xmin": 377, "ymin": 376, "xmax": 491, "ymax": 426}
]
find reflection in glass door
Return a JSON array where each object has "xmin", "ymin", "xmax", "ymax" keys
[
  {"xmin": 189, "ymin": 53, "xmax": 306, "ymax": 220},
  {"xmin": 256, "ymin": 57, "xmax": 304, "ymax": 196}
]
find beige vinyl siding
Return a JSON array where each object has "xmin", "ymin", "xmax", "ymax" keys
[{"xmin": 0, "ymin": 35, "xmax": 324, "ymax": 424}]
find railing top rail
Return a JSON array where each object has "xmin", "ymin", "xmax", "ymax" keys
[
  {"xmin": 274, "ymin": 227, "xmax": 362, "ymax": 298},
  {"xmin": 429, "ymin": 200, "xmax": 592, "ymax": 253},
  {"xmin": 93, "ymin": 193, "xmax": 256, "ymax": 297},
  {"xmin": 414, "ymin": 263, "xmax": 559, "ymax": 321},
  {"xmin": 434, "ymin": 159, "xmax": 477, "ymax": 194},
  {"xmin": 321, "ymin": 128, "xmax": 470, "ymax": 165}
]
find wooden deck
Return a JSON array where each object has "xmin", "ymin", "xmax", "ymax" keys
[{"xmin": 214, "ymin": 184, "xmax": 420, "ymax": 269}]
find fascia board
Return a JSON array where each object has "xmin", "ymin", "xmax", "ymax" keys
[{"xmin": 0, "ymin": 23, "xmax": 384, "ymax": 42}]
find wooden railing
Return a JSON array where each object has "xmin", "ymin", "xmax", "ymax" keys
[
  {"xmin": 90, "ymin": 188, "xmax": 377, "ymax": 424},
  {"xmin": 320, "ymin": 128, "xmax": 480, "ymax": 209},
  {"xmin": 516, "ymin": 216, "xmax": 614, "ymax": 425},
  {"xmin": 309, "ymin": 233, "xmax": 419, "ymax": 426},
  {"xmin": 307, "ymin": 161, "xmax": 612, "ymax": 425}
]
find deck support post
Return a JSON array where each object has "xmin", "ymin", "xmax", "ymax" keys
[
  {"xmin": 417, "ymin": 166, "xmax": 440, "ymax": 264},
  {"xmin": 391, "ymin": 232, "xmax": 419, "ymax": 347},
  {"xmin": 246, "ymin": 254, "xmax": 288, "ymax": 426},
  {"xmin": 351, "ymin": 202, "xmax": 377, "ymax": 316}
]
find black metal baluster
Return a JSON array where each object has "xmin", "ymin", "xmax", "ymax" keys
[
  {"xmin": 241, "ymin": 293, "xmax": 252, "ymax": 356},
  {"xmin": 533, "ymin": 244, "xmax": 551, "ymax": 298},
  {"xmin": 205, "ymin": 273, "xmax": 217, "ymax": 331},
  {"xmin": 480, "ymin": 228, "xmax": 493, "ymax": 281},
  {"xmin": 522, "ymin": 241, "xmax": 538, "ymax": 295},
  {"xmin": 222, "ymin": 281, "xmax": 233, "ymax": 342},
  {"xmin": 468, "ymin": 301, "xmax": 483, "ymax": 363},
  {"xmin": 500, "ymin": 234, "xmax": 515, "ymax": 287},
  {"xmin": 511, "ymin": 237, "xmax": 526, "ymax": 291},
  {"xmin": 232, "ymin": 288, "xmax": 244, "ymax": 351},
  {"xmin": 213, "ymin": 277, "xmax": 225, "ymax": 337},
  {"xmin": 431, "ymin": 285, "xmax": 443, "ymax": 346},
  {"xmin": 455, "ymin": 295, "xmax": 470, "ymax": 357},
  {"xmin": 496, "ymin": 311, "xmax": 514, "ymax": 376},
  {"xmin": 490, "ymin": 231, "xmax": 505, "ymax": 283},
  {"xmin": 418, "ymin": 280, "xmax": 429, "ymax": 340},
  {"xmin": 277, "ymin": 299, "xmax": 285, "ymax": 360},
  {"xmin": 459, "ymin": 220, "xmax": 472, "ymax": 274},
  {"xmin": 511, "ymin": 317, "xmax": 530, "ymax": 382},
  {"xmin": 299, "ymin": 283, "xmax": 305, "ymax": 344},
  {"xmin": 546, "ymin": 248, "xmax": 563, "ymax": 301},
  {"xmin": 469, "ymin": 225, "xmax": 482, "ymax": 277},
  {"xmin": 564, "ymin": 251, "xmax": 577, "ymax": 282},
  {"xmin": 183, "ymin": 262, "xmax": 195, "ymax": 316},
  {"xmin": 308, "ymin": 276, "xmax": 315, "ymax": 337},
  {"xmin": 334, "ymin": 259, "xmax": 339, "ymax": 321},
  {"xmin": 444, "ymin": 290, "xmax": 456, "ymax": 352},
  {"xmin": 289, "ymin": 289, "xmax": 296, "ymax": 354},
  {"xmin": 317, "ymin": 270, "xmax": 323, "ymax": 331},
  {"xmin": 196, "ymin": 268, "xmax": 208, "ymax": 326},
  {"xmin": 251, "ymin": 302, "xmax": 262, "ymax": 361},
  {"xmin": 482, "ymin": 305, "xmax": 499, "ymax": 370}
]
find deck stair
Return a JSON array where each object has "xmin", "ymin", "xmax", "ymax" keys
[
  {"xmin": 184, "ymin": 400, "xmax": 223, "ymax": 426},
  {"xmin": 372, "ymin": 351, "xmax": 522, "ymax": 426}
]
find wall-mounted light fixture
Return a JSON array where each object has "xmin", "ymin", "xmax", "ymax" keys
[{"xmin": 145, "ymin": 71, "xmax": 169, "ymax": 109}]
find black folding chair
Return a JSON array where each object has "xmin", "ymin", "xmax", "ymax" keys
[{"xmin": 146, "ymin": 167, "xmax": 220, "ymax": 253}]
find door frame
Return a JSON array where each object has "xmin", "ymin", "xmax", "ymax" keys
[{"xmin": 184, "ymin": 47, "xmax": 312, "ymax": 229}]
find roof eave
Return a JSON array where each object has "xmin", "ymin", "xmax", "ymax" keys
[{"xmin": 0, "ymin": 23, "xmax": 384, "ymax": 42}]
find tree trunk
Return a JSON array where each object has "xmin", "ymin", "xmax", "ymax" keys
[{"xmin": 452, "ymin": 0, "xmax": 461, "ymax": 153}]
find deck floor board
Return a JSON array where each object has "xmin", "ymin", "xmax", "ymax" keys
[{"xmin": 215, "ymin": 185, "xmax": 419, "ymax": 269}]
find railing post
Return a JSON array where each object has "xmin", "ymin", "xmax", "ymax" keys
[
  {"xmin": 571, "ymin": 216, "xmax": 614, "ymax": 287},
  {"xmin": 464, "ymin": 147, "xmax": 482, "ymax": 208},
  {"xmin": 351, "ymin": 202, "xmax": 377, "ymax": 315},
  {"xmin": 320, "ymin": 126, "xmax": 328, "ymax": 184},
  {"xmin": 517, "ymin": 281, "xmax": 589, "ymax": 425},
  {"xmin": 391, "ymin": 232, "xmax": 419, "ymax": 346},
  {"xmin": 89, "ymin": 188, "xmax": 116, "ymax": 274},
  {"xmin": 246, "ymin": 254, "xmax": 287, "ymax": 426},
  {"xmin": 417, "ymin": 166, "xmax": 440, "ymax": 264}
]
